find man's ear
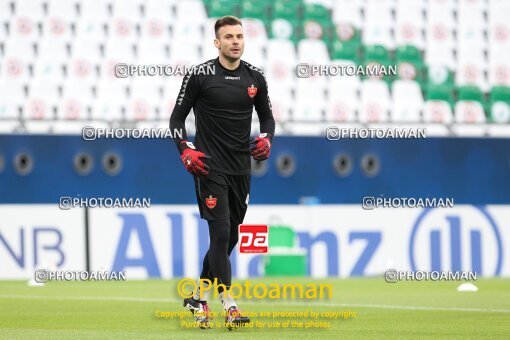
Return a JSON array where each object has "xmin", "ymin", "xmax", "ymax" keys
[{"xmin": 214, "ymin": 38, "xmax": 220, "ymax": 49}]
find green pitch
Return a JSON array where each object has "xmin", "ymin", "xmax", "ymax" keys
[{"xmin": 1, "ymin": 278, "xmax": 509, "ymax": 339}]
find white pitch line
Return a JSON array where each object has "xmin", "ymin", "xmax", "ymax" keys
[{"xmin": 0, "ymin": 294, "xmax": 509, "ymax": 313}]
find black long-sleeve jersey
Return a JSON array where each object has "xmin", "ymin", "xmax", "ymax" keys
[{"xmin": 169, "ymin": 57, "xmax": 276, "ymax": 175}]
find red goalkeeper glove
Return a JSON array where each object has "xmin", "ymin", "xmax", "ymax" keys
[
  {"xmin": 250, "ymin": 133, "xmax": 271, "ymax": 161},
  {"xmin": 179, "ymin": 141, "xmax": 211, "ymax": 176}
]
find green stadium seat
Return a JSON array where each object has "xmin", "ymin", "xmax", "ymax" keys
[
  {"xmin": 303, "ymin": 3, "xmax": 329, "ymax": 21},
  {"xmin": 241, "ymin": 0, "xmax": 271, "ymax": 20},
  {"xmin": 333, "ymin": 22, "xmax": 361, "ymax": 45},
  {"xmin": 426, "ymin": 85, "xmax": 454, "ymax": 107},
  {"xmin": 489, "ymin": 86, "xmax": 510, "ymax": 123},
  {"xmin": 270, "ymin": 18, "xmax": 301, "ymax": 44},
  {"xmin": 302, "ymin": 19, "xmax": 332, "ymax": 41},
  {"xmin": 363, "ymin": 45, "xmax": 395, "ymax": 83},
  {"xmin": 331, "ymin": 40, "xmax": 360, "ymax": 63},
  {"xmin": 273, "ymin": 0, "xmax": 303, "ymax": 20},
  {"xmin": 396, "ymin": 45, "xmax": 424, "ymax": 84},
  {"xmin": 426, "ymin": 64, "xmax": 454, "ymax": 87},
  {"xmin": 209, "ymin": 0, "xmax": 241, "ymax": 17}
]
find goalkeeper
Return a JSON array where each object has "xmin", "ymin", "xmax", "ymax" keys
[{"xmin": 169, "ymin": 16, "xmax": 275, "ymax": 330}]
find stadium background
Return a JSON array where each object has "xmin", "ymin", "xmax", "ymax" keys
[{"xmin": 1, "ymin": 0, "xmax": 510, "ymax": 281}]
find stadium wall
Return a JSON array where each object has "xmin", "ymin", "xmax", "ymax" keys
[{"xmin": 0, "ymin": 135, "xmax": 509, "ymax": 279}]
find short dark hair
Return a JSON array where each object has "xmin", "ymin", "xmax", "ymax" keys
[{"xmin": 214, "ymin": 16, "xmax": 242, "ymax": 38}]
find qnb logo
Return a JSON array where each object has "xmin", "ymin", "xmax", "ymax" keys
[
  {"xmin": 409, "ymin": 207, "xmax": 503, "ymax": 276},
  {"xmin": 239, "ymin": 224, "xmax": 269, "ymax": 254}
]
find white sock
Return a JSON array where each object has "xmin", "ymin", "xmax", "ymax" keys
[
  {"xmin": 193, "ymin": 280, "xmax": 210, "ymax": 302},
  {"xmin": 219, "ymin": 290, "xmax": 237, "ymax": 310}
]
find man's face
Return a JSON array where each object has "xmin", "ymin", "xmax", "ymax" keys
[{"xmin": 214, "ymin": 24, "xmax": 244, "ymax": 61}]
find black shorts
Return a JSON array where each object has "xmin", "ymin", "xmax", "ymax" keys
[{"xmin": 194, "ymin": 170, "xmax": 251, "ymax": 222}]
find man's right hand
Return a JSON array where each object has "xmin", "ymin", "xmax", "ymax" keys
[{"xmin": 180, "ymin": 141, "xmax": 211, "ymax": 176}]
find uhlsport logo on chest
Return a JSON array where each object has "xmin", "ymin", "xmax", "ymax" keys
[{"xmin": 247, "ymin": 84, "xmax": 257, "ymax": 98}]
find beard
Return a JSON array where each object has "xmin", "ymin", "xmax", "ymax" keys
[{"xmin": 221, "ymin": 48, "xmax": 243, "ymax": 63}]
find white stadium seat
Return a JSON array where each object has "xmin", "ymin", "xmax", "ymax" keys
[
  {"xmin": 80, "ymin": 0, "xmax": 110, "ymax": 22},
  {"xmin": 9, "ymin": 16, "xmax": 40, "ymax": 42},
  {"xmin": 359, "ymin": 80, "xmax": 391, "ymax": 123},
  {"xmin": 1, "ymin": 56, "xmax": 31, "ymax": 83},
  {"xmin": 326, "ymin": 78, "xmax": 358, "ymax": 123},
  {"xmin": 297, "ymin": 39, "xmax": 330, "ymax": 63},
  {"xmin": 454, "ymin": 101, "xmax": 487, "ymax": 124},
  {"xmin": 126, "ymin": 80, "xmax": 160, "ymax": 121},
  {"xmin": 0, "ymin": 80, "xmax": 24, "ymax": 119},
  {"xmin": 423, "ymin": 101, "xmax": 454, "ymax": 124},
  {"xmin": 391, "ymin": 80, "xmax": 424, "ymax": 122},
  {"xmin": 47, "ymin": 0, "xmax": 77, "ymax": 19},
  {"xmin": 3, "ymin": 38, "xmax": 35, "ymax": 63},
  {"xmin": 42, "ymin": 17, "xmax": 73, "ymax": 42},
  {"xmin": 332, "ymin": 0, "xmax": 362, "ymax": 27},
  {"xmin": 23, "ymin": 82, "xmax": 59, "ymax": 120},
  {"xmin": 58, "ymin": 82, "xmax": 94, "ymax": 120}
]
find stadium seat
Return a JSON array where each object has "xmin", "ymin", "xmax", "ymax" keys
[
  {"xmin": 423, "ymin": 85, "xmax": 454, "ymax": 124},
  {"xmin": 395, "ymin": 45, "xmax": 424, "ymax": 83},
  {"xmin": 395, "ymin": 18, "xmax": 425, "ymax": 50},
  {"xmin": 391, "ymin": 80, "xmax": 424, "ymax": 122},
  {"xmin": 92, "ymin": 80, "xmax": 127, "ymax": 121},
  {"xmin": 241, "ymin": 18, "xmax": 268, "ymax": 46},
  {"xmin": 23, "ymin": 82, "xmax": 59, "ymax": 120},
  {"xmin": 67, "ymin": 56, "xmax": 99, "ymax": 86},
  {"xmin": 489, "ymin": 86, "xmax": 510, "ymax": 123},
  {"xmin": 126, "ymin": 80, "xmax": 160, "ymax": 121},
  {"xmin": 241, "ymin": 0, "xmax": 271, "ymax": 20},
  {"xmin": 359, "ymin": 80, "xmax": 391, "ymax": 123},
  {"xmin": 209, "ymin": 0, "xmax": 241, "ymax": 17},
  {"xmin": 144, "ymin": 0, "xmax": 175, "ymax": 21},
  {"xmin": 332, "ymin": 0, "xmax": 362, "ymax": 27},
  {"xmin": 268, "ymin": 87, "xmax": 292, "ymax": 123},
  {"xmin": 172, "ymin": 19, "xmax": 204, "ymax": 48},
  {"xmin": 39, "ymin": 40, "xmax": 69, "ymax": 63},
  {"xmin": 456, "ymin": 58, "xmax": 489, "ymax": 92},
  {"xmin": 0, "ymin": 80, "xmax": 23, "ymax": 119},
  {"xmin": 42, "ymin": 17, "xmax": 73, "ymax": 42},
  {"xmin": 0, "ymin": 0, "xmax": 12, "ymax": 22},
  {"xmin": 489, "ymin": 45, "xmax": 510, "ymax": 86},
  {"xmin": 270, "ymin": 18, "xmax": 300, "ymax": 44},
  {"xmin": 140, "ymin": 18, "xmax": 171, "ymax": 41},
  {"xmin": 71, "ymin": 39, "xmax": 102, "ymax": 63},
  {"xmin": 47, "ymin": 0, "xmax": 78, "ymax": 19},
  {"xmin": 74, "ymin": 19, "xmax": 108, "ymax": 42},
  {"xmin": 58, "ymin": 82, "xmax": 94, "ymax": 120},
  {"xmin": 331, "ymin": 40, "xmax": 361, "ymax": 63},
  {"xmin": 298, "ymin": 39, "xmax": 330, "ymax": 63},
  {"xmin": 176, "ymin": 0, "xmax": 207, "ymax": 22},
  {"xmin": 266, "ymin": 39, "xmax": 297, "ymax": 89},
  {"xmin": 108, "ymin": 17, "xmax": 139, "ymax": 43},
  {"xmin": 112, "ymin": 0, "xmax": 142, "ymax": 18},
  {"xmin": 137, "ymin": 40, "xmax": 168, "ymax": 64},
  {"xmin": 3, "ymin": 38, "xmax": 35, "ymax": 63},
  {"xmin": 2, "ymin": 56, "xmax": 31, "ymax": 84},
  {"xmin": 79, "ymin": 0, "xmax": 110, "ymax": 22},
  {"xmin": 293, "ymin": 79, "xmax": 326, "ymax": 121},
  {"xmin": 104, "ymin": 39, "xmax": 136, "ymax": 63},
  {"xmin": 15, "ymin": 0, "xmax": 45, "ymax": 20},
  {"xmin": 9, "ymin": 16, "xmax": 40, "ymax": 42},
  {"xmin": 242, "ymin": 42, "xmax": 266, "ymax": 69},
  {"xmin": 326, "ymin": 76, "xmax": 359, "ymax": 123},
  {"xmin": 454, "ymin": 86, "xmax": 487, "ymax": 123}
]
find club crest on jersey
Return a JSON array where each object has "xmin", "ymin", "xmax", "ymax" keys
[
  {"xmin": 247, "ymin": 84, "xmax": 257, "ymax": 98},
  {"xmin": 205, "ymin": 195, "xmax": 217, "ymax": 209}
]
